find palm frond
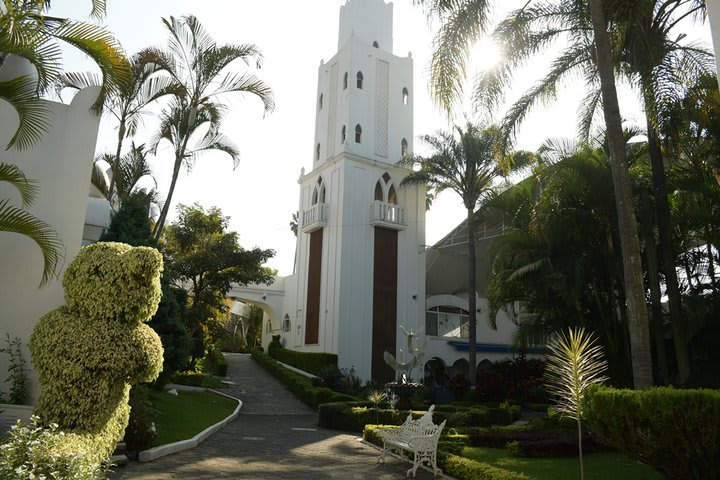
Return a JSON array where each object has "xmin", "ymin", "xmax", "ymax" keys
[
  {"xmin": 0, "ymin": 198, "xmax": 63, "ymax": 286},
  {"xmin": 0, "ymin": 162, "xmax": 38, "ymax": 206},
  {"xmin": 0, "ymin": 75, "xmax": 53, "ymax": 150}
]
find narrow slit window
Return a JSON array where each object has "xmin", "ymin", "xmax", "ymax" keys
[
  {"xmin": 356, "ymin": 71, "xmax": 363, "ymax": 89},
  {"xmin": 343, "ymin": 72, "xmax": 348, "ymax": 90},
  {"xmin": 402, "ymin": 87, "xmax": 409, "ymax": 105},
  {"xmin": 341, "ymin": 125, "xmax": 346, "ymax": 143},
  {"xmin": 315, "ymin": 143, "xmax": 320, "ymax": 161},
  {"xmin": 318, "ymin": 93, "xmax": 323, "ymax": 110},
  {"xmin": 401, "ymin": 138, "xmax": 408, "ymax": 156},
  {"xmin": 355, "ymin": 124, "xmax": 362, "ymax": 143}
]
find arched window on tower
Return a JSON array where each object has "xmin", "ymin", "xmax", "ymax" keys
[
  {"xmin": 402, "ymin": 87, "xmax": 409, "ymax": 105},
  {"xmin": 401, "ymin": 138, "xmax": 408, "ymax": 156},
  {"xmin": 356, "ymin": 71, "xmax": 363, "ymax": 89},
  {"xmin": 355, "ymin": 124, "xmax": 362, "ymax": 143},
  {"xmin": 374, "ymin": 181, "xmax": 383, "ymax": 201},
  {"xmin": 343, "ymin": 72, "xmax": 348, "ymax": 90},
  {"xmin": 373, "ymin": 41, "xmax": 379, "ymax": 48},
  {"xmin": 341, "ymin": 125, "xmax": 346, "ymax": 143},
  {"xmin": 388, "ymin": 185, "xmax": 398, "ymax": 205},
  {"xmin": 318, "ymin": 93, "xmax": 323, "ymax": 110},
  {"xmin": 312, "ymin": 177, "xmax": 326, "ymax": 205},
  {"xmin": 374, "ymin": 172, "xmax": 396, "ymax": 203}
]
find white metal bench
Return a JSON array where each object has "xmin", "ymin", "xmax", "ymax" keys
[{"xmin": 377, "ymin": 405, "xmax": 445, "ymax": 477}]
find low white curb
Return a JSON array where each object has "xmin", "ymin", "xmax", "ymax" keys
[{"xmin": 138, "ymin": 389, "xmax": 242, "ymax": 462}]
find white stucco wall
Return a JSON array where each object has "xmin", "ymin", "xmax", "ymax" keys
[
  {"xmin": 0, "ymin": 82, "xmax": 102, "ymax": 403},
  {"xmin": 707, "ymin": 0, "xmax": 720, "ymax": 84}
]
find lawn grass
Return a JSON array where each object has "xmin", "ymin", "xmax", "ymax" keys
[
  {"xmin": 462, "ymin": 446, "xmax": 662, "ymax": 480},
  {"xmin": 148, "ymin": 389, "xmax": 238, "ymax": 446}
]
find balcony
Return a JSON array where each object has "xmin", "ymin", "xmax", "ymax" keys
[
  {"xmin": 370, "ymin": 200, "xmax": 406, "ymax": 230},
  {"xmin": 302, "ymin": 203, "xmax": 328, "ymax": 233}
]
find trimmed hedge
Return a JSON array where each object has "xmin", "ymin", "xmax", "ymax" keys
[
  {"xmin": 469, "ymin": 430, "xmax": 606, "ymax": 457},
  {"xmin": 364, "ymin": 425, "xmax": 530, "ymax": 480},
  {"xmin": 267, "ymin": 343, "xmax": 338, "ymax": 377},
  {"xmin": 318, "ymin": 401, "xmax": 519, "ymax": 432},
  {"xmin": 251, "ymin": 348, "xmax": 357, "ymax": 409},
  {"xmin": 583, "ymin": 385, "xmax": 720, "ymax": 479},
  {"xmin": 319, "ymin": 403, "xmax": 431, "ymax": 432}
]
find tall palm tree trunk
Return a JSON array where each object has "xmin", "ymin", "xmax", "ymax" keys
[
  {"xmin": 467, "ymin": 205, "xmax": 478, "ymax": 385},
  {"xmin": 644, "ymin": 115, "xmax": 690, "ymax": 383},
  {"xmin": 153, "ymin": 155, "xmax": 182, "ymax": 241},
  {"xmin": 641, "ymin": 188, "xmax": 669, "ymax": 383},
  {"xmin": 588, "ymin": 0, "xmax": 653, "ymax": 388}
]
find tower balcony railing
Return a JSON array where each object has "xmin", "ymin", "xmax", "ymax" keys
[
  {"xmin": 302, "ymin": 202, "xmax": 329, "ymax": 233},
  {"xmin": 370, "ymin": 200, "xmax": 406, "ymax": 230}
]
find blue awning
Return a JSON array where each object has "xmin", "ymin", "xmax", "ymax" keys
[{"xmin": 447, "ymin": 340, "xmax": 548, "ymax": 355}]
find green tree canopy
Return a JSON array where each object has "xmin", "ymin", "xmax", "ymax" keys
[{"xmin": 163, "ymin": 203, "xmax": 274, "ymax": 356}]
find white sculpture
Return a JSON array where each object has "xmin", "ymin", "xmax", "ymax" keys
[{"xmin": 384, "ymin": 325, "xmax": 428, "ymax": 383}]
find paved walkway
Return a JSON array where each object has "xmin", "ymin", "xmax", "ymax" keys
[{"xmin": 112, "ymin": 354, "xmax": 442, "ymax": 479}]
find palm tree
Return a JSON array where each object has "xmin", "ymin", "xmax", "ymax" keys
[
  {"xmin": 0, "ymin": 163, "xmax": 62, "ymax": 286},
  {"xmin": 587, "ymin": 0, "xmax": 653, "ymax": 388},
  {"xmin": 148, "ymin": 15, "xmax": 275, "ymax": 242},
  {"xmin": 478, "ymin": 0, "xmax": 711, "ymax": 383},
  {"xmin": 414, "ymin": 0, "xmax": 659, "ymax": 387},
  {"xmin": 92, "ymin": 142, "xmax": 157, "ymax": 207},
  {"xmin": 58, "ymin": 50, "xmax": 183, "ymax": 204},
  {"xmin": 401, "ymin": 123, "xmax": 521, "ymax": 384},
  {"xmin": 0, "ymin": 0, "xmax": 130, "ymax": 150}
]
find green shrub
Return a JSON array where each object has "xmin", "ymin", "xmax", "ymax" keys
[
  {"xmin": 267, "ymin": 344, "xmax": 338, "ymax": 377},
  {"xmin": 124, "ymin": 385, "xmax": 157, "ymax": 452},
  {"xmin": 583, "ymin": 385, "xmax": 720, "ymax": 479},
  {"xmin": 197, "ymin": 345, "xmax": 228, "ymax": 377},
  {"xmin": 319, "ymin": 403, "xmax": 424, "ymax": 431},
  {"xmin": 0, "ymin": 333, "xmax": 28, "ymax": 405},
  {"xmin": 0, "ymin": 416, "xmax": 108, "ymax": 479},
  {"xmin": 29, "ymin": 243, "xmax": 165, "ymax": 463}
]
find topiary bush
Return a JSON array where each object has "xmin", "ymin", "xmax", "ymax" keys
[
  {"xmin": 583, "ymin": 385, "xmax": 720, "ymax": 479},
  {"xmin": 29, "ymin": 242, "xmax": 165, "ymax": 465}
]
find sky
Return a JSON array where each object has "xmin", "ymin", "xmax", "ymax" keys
[{"xmin": 49, "ymin": 0, "xmax": 714, "ymax": 276}]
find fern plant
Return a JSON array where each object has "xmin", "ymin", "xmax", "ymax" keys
[{"xmin": 545, "ymin": 327, "xmax": 608, "ymax": 480}]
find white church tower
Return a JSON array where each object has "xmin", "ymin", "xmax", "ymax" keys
[{"xmin": 289, "ymin": 0, "xmax": 426, "ymax": 382}]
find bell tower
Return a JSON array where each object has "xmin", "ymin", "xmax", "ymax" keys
[{"xmin": 289, "ymin": 0, "xmax": 425, "ymax": 383}]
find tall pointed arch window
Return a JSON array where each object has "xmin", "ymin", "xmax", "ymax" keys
[
  {"xmin": 311, "ymin": 176, "xmax": 326, "ymax": 205},
  {"xmin": 402, "ymin": 87, "xmax": 409, "ymax": 105},
  {"xmin": 343, "ymin": 72, "xmax": 348, "ymax": 90},
  {"xmin": 341, "ymin": 125, "xmax": 346, "ymax": 143},
  {"xmin": 355, "ymin": 124, "xmax": 362, "ymax": 143},
  {"xmin": 318, "ymin": 93, "xmax": 323, "ymax": 110},
  {"xmin": 401, "ymin": 138, "xmax": 408, "ymax": 156},
  {"xmin": 356, "ymin": 71, "xmax": 364, "ymax": 89}
]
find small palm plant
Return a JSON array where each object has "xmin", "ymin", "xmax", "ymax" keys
[
  {"xmin": 545, "ymin": 327, "xmax": 608, "ymax": 480},
  {"xmin": 368, "ymin": 390, "xmax": 387, "ymax": 425}
]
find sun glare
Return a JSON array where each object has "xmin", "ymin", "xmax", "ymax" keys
[{"xmin": 469, "ymin": 37, "xmax": 502, "ymax": 73}]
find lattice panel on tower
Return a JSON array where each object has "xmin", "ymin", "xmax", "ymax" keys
[
  {"xmin": 375, "ymin": 60, "xmax": 389, "ymax": 157},
  {"xmin": 327, "ymin": 62, "xmax": 338, "ymax": 159}
]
